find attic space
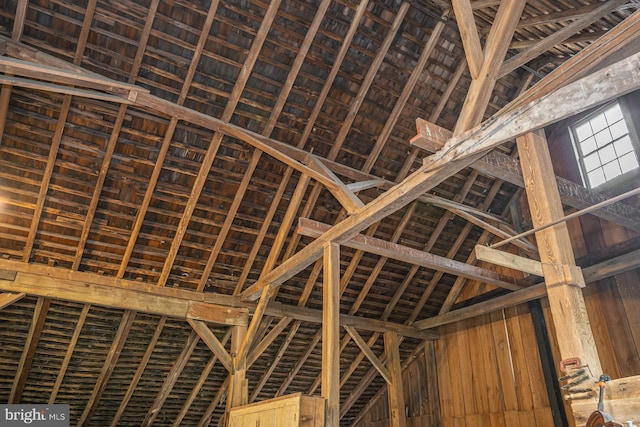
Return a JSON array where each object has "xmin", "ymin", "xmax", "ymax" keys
[{"xmin": 0, "ymin": 1, "xmax": 640, "ymax": 426}]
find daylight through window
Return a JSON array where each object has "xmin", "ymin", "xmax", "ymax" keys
[{"xmin": 571, "ymin": 102, "xmax": 640, "ymax": 188}]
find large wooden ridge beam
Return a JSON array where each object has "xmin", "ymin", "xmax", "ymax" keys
[{"xmin": 241, "ymin": 49, "xmax": 640, "ymax": 301}]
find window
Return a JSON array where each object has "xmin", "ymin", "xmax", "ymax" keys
[{"xmin": 570, "ymin": 101, "xmax": 640, "ymax": 188}]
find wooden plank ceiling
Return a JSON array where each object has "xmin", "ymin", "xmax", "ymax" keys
[{"xmin": 0, "ymin": 0, "xmax": 638, "ymax": 425}]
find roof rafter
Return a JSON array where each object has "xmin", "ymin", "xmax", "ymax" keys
[
  {"xmin": 241, "ymin": 48, "xmax": 640, "ymax": 301},
  {"xmin": 499, "ymin": 0, "xmax": 628, "ymax": 77},
  {"xmin": 451, "ymin": 0, "xmax": 483, "ymax": 79}
]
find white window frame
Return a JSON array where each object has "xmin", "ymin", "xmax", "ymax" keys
[{"xmin": 569, "ymin": 99, "xmax": 640, "ymax": 190}]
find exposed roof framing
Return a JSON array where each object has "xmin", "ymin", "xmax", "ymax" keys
[{"xmin": 0, "ymin": 1, "xmax": 639, "ymax": 425}]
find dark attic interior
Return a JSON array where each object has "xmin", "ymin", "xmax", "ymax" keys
[{"xmin": 1, "ymin": 0, "xmax": 640, "ymax": 426}]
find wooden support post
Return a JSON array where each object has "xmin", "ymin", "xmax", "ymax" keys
[
  {"xmin": 228, "ymin": 324, "xmax": 248, "ymax": 411},
  {"xmin": 322, "ymin": 242, "xmax": 340, "ymax": 427},
  {"xmin": 384, "ymin": 331, "xmax": 407, "ymax": 427},
  {"xmin": 516, "ymin": 129, "xmax": 603, "ymax": 379}
]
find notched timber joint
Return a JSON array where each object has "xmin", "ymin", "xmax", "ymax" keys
[
  {"xmin": 475, "ymin": 245, "xmax": 585, "ymax": 287},
  {"xmin": 545, "ymin": 263, "xmax": 585, "ymax": 288}
]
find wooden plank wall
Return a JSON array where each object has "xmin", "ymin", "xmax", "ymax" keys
[
  {"xmin": 435, "ymin": 305, "xmax": 554, "ymax": 426},
  {"xmin": 356, "ymin": 108, "xmax": 640, "ymax": 426},
  {"xmin": 352, "ymin": 342, "xmax": 441, "ymax": 427}
]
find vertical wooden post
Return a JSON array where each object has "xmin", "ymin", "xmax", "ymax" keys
[
  {"xmin": 323, "ymin": 241, "xmax": 340, "ymax": 427},
  {"xmin": 384, "ymin": 331, "xmax": 407, "ymax": 427},
  {"xmin": 516, "ymin": 129, "xmax": 602, "ymax": 377},
  {"xmin": 228, "ymin": 325, "xmax": 248, "ymax": 412}
]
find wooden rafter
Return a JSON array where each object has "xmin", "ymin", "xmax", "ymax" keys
[
  {"xmin": 344, "ymin": 325, "xmax": 391, "ymax": 384},
  {"xmin": 21, "ymin": 0, "xmax": 98, "ymax": 262},
  {"xmin": 517, "ymin": 3, "xmax": 611, "ymax": 29},
  {"xmin": 78, "ymin": 310, "xmax": 137, "ymax": 426},
  {"xmin": 454, "ymin": 0, "xmax": 527, "ymax": 133},
  {"xmin": 142, "ymin": 330, "xmax": 200, "ymax": 426},
  {"xmin": 10, "ymin": 297, "xmax": 50, "ymax": 403},
  {"xmin": 109, "ymin": 316, "xmax": 168, "ymax": 426},
  {"xmin": 499, "ymin": 0, "xmax": 628, "ymax": 77},
  {"xmin": 451, "ymin": 0, "xmax": 483, "ymax": 79},
  {"xmin": 362, "ymin": 12, "xmax": 449, "ymax": 173},
  {"xmin": 49, "ymin": 304, "xmax": 91, "ymax": 403},
  {"xmin": 157, "ymin": 0, "xmax": 282, "ymax": 287},
  {"xmin": 0, "ymin": 291, "xmax": 25, "ymax": 310}
]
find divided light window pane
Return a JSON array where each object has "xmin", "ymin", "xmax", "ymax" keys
[{"xmin": 571, "ymin": 102, "xmax": 639, "ymax": 188}]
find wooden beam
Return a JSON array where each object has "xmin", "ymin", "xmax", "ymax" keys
[
  {"xmin": 0, "ymin": 56, "xmax": 146, "ymax": 94},
  {"xmin": 78, "ymin": 310, "xmax": 136, "ymax": 426},
  {"xmin": 454, "ymin": 0, "xmax": 527, "ymax": 133},
  {"xmin": 110, "ymin": 316, "xmax": 167, "ymax": 427},
  {"xmin": 416, "ymin": 244, "xmax": 640, "ymax": 330},
  {"xmin": 451, "ymin": 0, "xmax": 484, "ymax": 79},
  {"xmin": 187, "ymin": 319, "xmax": 233, "ymax": 373},
  {"xmin": 475, "ymin": 245, "xmax": 543, "ymax": 276},
  {"xmin": 0, "ymin": 74, "xmax": 136, "ymax": 103},
  {"xmin": 384, "ymin": 332, "xmax": 407, "ymax": 427},
  {"xmin": 474, "ymin": 151, "xmax": 640, "ymax": 232},
  {"xmin": 305, "ymin": 154, "xmax": 364, "ymax": 214},
  {"xmin": 411, "ymin": 119, "xmax": 640, "ymax": 232},
  {"xmin": 0, "ymin": 264, "xmax": 248, "ymax": 326},
  {"xmin": 298, "ymin": 218, "xmax": 522, "ymax": 291},
  {"xmin": 323, "ymin": 242, "xmax": 341, "ymax": 427},
  {"xmin": 410, "ymin": 118, "xmax": 450, "ymax": 152},
  {"xmin": 142, "ymin": 331, "xmax": 200, "ymax": 426},
  {"xmin": 0, "ymin": 259, "xmax": 434, "ymax": 340},
  {"xmin": 415, "ymin": 283, "xmax": 547, "ymax": 330},
  {"xmin": 0, "ymin": 292, "xmax": 25, "ymax": 309},
  {"xmin": 10, "ymin": 297, "xmax": 50, "ymax": 403},
  {"xmin": 499, "ymin": 0, "xmax": 628, "ymax": 77},
  {"xmin": 241, "ymin": 49, "xmax": 640, "ymax": 302},
  {"xmin": 517, "ymin": 129, "xmax": 602, "ymax": 380},
  {"xmin": 344, "ymin": 325, "xmax": 391, "ymax": 384},
  {"xmin": 346, "ymin": 179, "xmax": 386, "ymax": 193},
  {"xmin": 228, "ymin": 325, "xmax": 248, "ymax": 411},
  {"xmin": 247, "ymin": 317, "xmax": 292, "ymax": 368},
  {"xmin": 517, "ymin": 3, "xmax": 605, "ymax": 29}
]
